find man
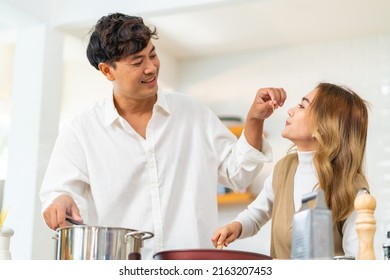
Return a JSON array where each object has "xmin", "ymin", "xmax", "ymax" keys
[{"xmin": 40, "ymin": 12, "xmax": 286, "ymax": 259}]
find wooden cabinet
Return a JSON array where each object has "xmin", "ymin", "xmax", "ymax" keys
[
  {"xmin": 217, "ymin": 191, "xmax": 253, "ymax": 205},
  {"xmin": 217, "ymin": 116, "xmax": 252, "ymax": 206}
]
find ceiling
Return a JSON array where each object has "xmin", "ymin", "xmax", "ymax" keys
[
  {"xmin": 146, "ymin": 0, "xmax": 390, "ymax": 59},
  {"xmin": 2, "ymin": 0, "xmax": 390, "ymax": 59}
]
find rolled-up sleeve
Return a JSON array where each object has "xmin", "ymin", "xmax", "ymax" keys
[
  {"xmin": 217, "ymin": 128, "xmax": 273, "ymax": 191},
  {"xmin": 235, "ymin": 131, "xmax": 272, "ymax": 165}
]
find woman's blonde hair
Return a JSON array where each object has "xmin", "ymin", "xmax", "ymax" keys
[{"xmin": 310, "ymin": 83, "xmax": 369, "ymax": 223}]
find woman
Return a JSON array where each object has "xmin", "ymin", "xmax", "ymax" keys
[{"xmin": 212, "ymin": 82, "xmax": 370, "ymax": 259}]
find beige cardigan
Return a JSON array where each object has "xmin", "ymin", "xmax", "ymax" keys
[{"xmin": 270, "ymin": 153, "xmax": 344, "ymax": 259}]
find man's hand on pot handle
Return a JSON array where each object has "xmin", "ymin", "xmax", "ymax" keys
[{"xmin": 43, "ymin": 194, "xmax": 83, "ymax": 230}]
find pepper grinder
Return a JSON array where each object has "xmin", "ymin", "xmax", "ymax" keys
[{"xmin": 354, "ymin": 188, "xmax": 376, "ymax": 260}]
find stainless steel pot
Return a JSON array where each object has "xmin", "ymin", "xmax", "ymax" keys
[{"xmin": 55, "ymin": 225, "xmax": 154, "ymax": 260}]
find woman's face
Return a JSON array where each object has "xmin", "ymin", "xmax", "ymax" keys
[{"xmin": 281, "ymin": 89, "xmax": 317, "ymax": 151}]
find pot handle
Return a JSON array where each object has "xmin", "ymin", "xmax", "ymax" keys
[
  {"xmin": 51, "ymin": 231, "xmax": 59, "ymax": 240},
  {"xmin": 124, "ymin": 231, "xmax": 153, "ymax": 261},
  {"xmin": 125, "ymin": 230, "xmax": 154, "ymax": 242}
]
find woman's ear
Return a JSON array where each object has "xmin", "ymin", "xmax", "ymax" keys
[{"xmin": 98, "ymin": 62, "xmax": 115, "ymax": 81}]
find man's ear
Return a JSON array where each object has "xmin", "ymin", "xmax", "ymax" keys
[{"xmin": 98, "ymin": 62, "xmax": 115, "ymax": 81}]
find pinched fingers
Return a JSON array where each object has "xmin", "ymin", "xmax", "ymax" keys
[
  {"xmin": 211, "ymin": 222, "xmax": 242, "ymax": 248},
  {"xmin": 212, "ymin": 228, "xmax": 230, "ymax": 248},
  {"xmin": 256, "ymin": 87, "xmax": 287, "ymax": 109}
]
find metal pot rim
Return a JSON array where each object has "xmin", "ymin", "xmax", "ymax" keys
[{"xmin": 56, "ymin": 225, "xmax": 139, "ymax": 232}]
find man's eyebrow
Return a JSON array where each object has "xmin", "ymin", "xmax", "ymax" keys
[
  {"xmin": 131, "ymin": 46, "xmax": 156, "ymax": 60},
  {"xmin": 302, "ymin": 97, "xmax": 311, "ymax": 104}
]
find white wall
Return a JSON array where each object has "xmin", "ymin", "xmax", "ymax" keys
[
  {"xmin": 0, "ymin": 43, "xmax": 14, "ymax": 179},
  {"xmin": 4, "ymin": 24, "xmax": 64, "ymax": 260}
]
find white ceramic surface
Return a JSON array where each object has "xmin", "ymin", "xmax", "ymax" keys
[{"xmin": 0, "ymin": 226, "xmax": 14, "ymax": 260}]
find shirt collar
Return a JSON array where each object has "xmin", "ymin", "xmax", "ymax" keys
[
  {"xmin": 154, "ymin": 91, "xmax": 171, "ymax": 115},
  {"xmin": 103, "ymin": 91, "xmax": 171, "ymax": 127},
  {"xmin": 104, "ymin": 94, "xmax": 119, "ymax": 126}
]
